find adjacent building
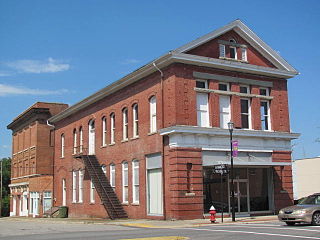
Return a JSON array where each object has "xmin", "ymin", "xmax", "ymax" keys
[
  {"xmin": 48, "ymin": 20, "xmax": 299, "ymax": 220},
  {"xmin": 7, "ymin": 102, "xmax": 68, "ymax": 217}
]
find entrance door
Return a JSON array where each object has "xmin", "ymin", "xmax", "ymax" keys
[
  {"xmin": 147, "ymin": 168, "xmax": 163, "ymax": 215},
  {"xmin": 88, "ymin": 120, "xmax": 95, "ymax": 155},
  {"xmin": 229, "ymin": 179, "xmax": 249, "ymax": 214}
]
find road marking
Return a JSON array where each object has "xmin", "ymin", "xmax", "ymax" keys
[
  {"xmin": 121, "ymin": 223, "xmax": 159, "ymax": 228},
  {"xmin": 119, "ymin": 236, "xmax": 189, "ymax": 240},
  {"xmin": 177, "ymin": 227, "xmax": 320, "ymax": 239},
  {"xmin": 211, "ymin": 224, "xmax": 320, "ymax": 232}
]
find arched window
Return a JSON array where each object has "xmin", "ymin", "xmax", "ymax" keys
[
  {"xmin": 73, "ymin": 129, "xmax": 77, "ymax": 154},
  {"xmin": 149, "ymin": 96, "xmax": 157, "ymax": 133},
  {"xmin": 122, "ymin": 108, "xmax": 128, "ymax": 140},
  {"xmin": 110, "ymin": 113, "xmax": 115, "ymax": 144},
  {"xmin": 110, "ymin": 163, "xmax": 116, "ymax": 189},
  {"xmin": 132, "ymin": 104, "xmax": 139, "ymax": 138},
  {"xmin": 79, "ymin": 127, "xmax": 83, "ymax": 153},
  {"xmin": 61, "ymin": 134, "xmax": 65, "ymax": 158},
  {"xmin": 102, "ymin": 117, "xmax": 107, "ymax": 146},
  {"xmin": 122, "ymin": 162, "xmax": 128, "ymax": 203},
  {"xmin": 132, "ymin": 160, "xmax": 139, "ymax": 203},
  {"xmin": 88, "ymin": 119, "xmax": 95, "ymax": 155}
]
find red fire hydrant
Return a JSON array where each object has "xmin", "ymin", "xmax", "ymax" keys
[{"xmin": 209, "ymin": 205, "xmax": 216, "ymax": 223}]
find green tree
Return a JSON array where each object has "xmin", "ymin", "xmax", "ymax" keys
[{"xmin": 1, "ymin": 157, "xmax": 11, "ymax": 216}]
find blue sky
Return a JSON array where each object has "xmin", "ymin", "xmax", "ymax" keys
[{"xmin": 0, "ymin": 0, "xmax": 319, "ymax": 159}]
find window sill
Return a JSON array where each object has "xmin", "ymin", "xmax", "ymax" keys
[
  {"xmin": 130, "ymin": 136, "xmax": 139, "ymax": 140},
  {"xmin": 219, "ymin": 56, "xmax": 248, "ymax": 63},
  {"xmin": 148, "ymin": 132, "xmax": 157, "ymax": 136},
  {"xmin": 60, "ymin": 157, "xmax": 65, "ymax": 159},
  {"xmin": 121, "ymin": 139, "xmax": 129, "ymax": 143},
  {"xmin": 185, "ymin": 192, "xmax": 196, "ymax": 197},
  {"xmin": 122, "ymin": 202, "xmax": 129, "ymax": 206},
  {"xmin": 89, "ymin": 202, "xmax": 95, "ymax": 205},
  {"xmin": 131, "ymin": 202, "xmax": 140, "ymax": 206},
  {"xmin": 100, "ymin": 145, "xmax": 107, "ymax": 148},
  {"xmin": 109, "ymin": 143, "xmax": 115, "ymax": 146}
]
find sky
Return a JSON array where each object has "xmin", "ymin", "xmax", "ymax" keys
[{"xmin": 0, "ymin": 0, "xmax": 319, "ymax": 160}]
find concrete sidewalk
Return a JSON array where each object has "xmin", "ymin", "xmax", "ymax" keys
[{"xmin": 0, "ymin": 215, "xmax": 278, "ymax": 228}]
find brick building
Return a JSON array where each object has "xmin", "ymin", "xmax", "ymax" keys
[
  {"xmin": 47, "ymin": 20, "xmax": 299, "ymax": 220},
  {"xmin": 7, "ymin": 102, "xmax": 68, "ymax": 217}
]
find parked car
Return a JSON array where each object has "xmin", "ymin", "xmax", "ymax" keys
[{"xmin": 278, "ymin": 193, "xmax": 320, "ymax": 226}]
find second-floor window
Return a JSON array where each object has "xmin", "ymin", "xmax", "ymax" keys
[
  {"xmin": 79, "ymin": 127, "xmax": 83, "ymax": 153},
  {"xmin": 61, "ymin": 134, "xmax": 65, "ymax": 158},
  {"xmin": 102, "ymin": 117, "xmax": 107, "ymax": 146},
  {"xmin": 73, "ymin": 129, "xmax": 77, "ymax": 154},
  {"xmin": 122, "ymin": 108, "xmax": 128, "ymax": 140},
  {"xmin": 133, "ymin": 104, "xmax": 139, "ymax": 138},
  {"xmin": 196, "ymin": 93, "xmax": 209, "ymax": 127},
  {"xmin": 110, "ymin": 113, "xmax": 115, "ymax": 144},
  {"xmin": 149, "ymin": 96, "xmax": 157, "ymax": 133},
  {"xmin": 241, "ymin": 99, "xmax": 251, "ymax": 129},
  {"xmin": 260, "ymin": 88, "xmax": 271, "ymax": 131}
]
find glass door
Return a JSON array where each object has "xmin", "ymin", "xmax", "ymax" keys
[{"xmin": 229, "ymin": 179, "xmax": 250, "ymax": 214}]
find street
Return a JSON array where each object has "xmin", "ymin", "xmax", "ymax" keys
[{"xmin": 0, "ymin": 219, "xmax": 320, "ymax": 240}]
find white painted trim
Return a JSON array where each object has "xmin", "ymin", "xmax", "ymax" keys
[
  {"xmin": 10, "ymin": 174, "xmax": 41, "ymax": 181},
  {"xmin": 9, "ymin": 182, "xmax": 29, "ymax": 188},
  {"xmin": 202, "ymin": 147, "xmax": 273, "ymax": 153}
]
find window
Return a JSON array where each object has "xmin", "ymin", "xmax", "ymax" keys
[
  {"xmin": 110, "ymin": 164, "xmax": 116, "ymax": 188},
  {"xmin": 219, "ymin": 95, "xmax": 231, "ymax": 129},
  {"xmin": 79, "ymin": 127, "xmax": 83, "ymax": 153},
  {"xmin": 241, "ymin": 48, "xmax": 247, "ymax": 61},
  {"xmin": 61, "ymin": 134, "xmax": 65, "ymax": 158},
  {"xmin": 260, "ymin": 88, "xmax": 269, "ymax": 96},
  {"xmin": 230, "ymin": 46, "xmax": 237, "ymax": 59},
  {"xmin": 133, "ymin": 104, "xmax": 139, "ymax": 138},
  {"xmin": 196, "ymin": 93, "xmax": 209, "ymax": 127},
  {"xmin": 219, "ymin": 44, "xmax": 226, "ymax": 58},
  {"xmin": 261, "ymin": 101, "xmax": 270, "ymax": 130},
  {"xmin": 132, "ymin": 160, "xmax": 139, "ymax": 203},
  {"xmin": 78, "ymin": 170, "xmax": 84, "ymax": 203},
  {"xmin": 62, "ymin": 179, "xmax": 67, "ymax": 206},
  {"xmin": 196, "ymin": 80, "xmax": 207, "ymax": 89},
  {"xmin": 110, "ymin": 113, "xmax": 115, "ymax": 144},
  {"xmin": 72, "ymin": 171, "xmax": 77, "ymax": 203},
  {"xmin": 241, "ymin": 99, "xmax": 251, "ymax": 129},
  {"xmin": 90, "ymin": 180, "xmax": 95, "ymax": 203},
  {"xmin": 240, "ymin": 85, "xmax": 250, "ymax": 94},
  {"xmin": 73, "ymin": 129, "xmax": 77, "ymax": 154},
  {"xmin": 102, "ymin": 117, "xmax": 107, "ymax": 146},
  {"xmin": 122, "ymin": 162, "xmax": 128, "ymax": 203},
  {"xmin": 219, "ymin": 83, "xmax": 229, "ymax": 91},
  {"xmin": 101, "ymin": 165, "xmax": 106, "ymax": 175},
  {"xmin": 122, "ymin": 108, "xmax": 128, "ymax": 140},
  {"xmin": 149, "ymin": 96, "xmax": 157, "ymax": 133}
]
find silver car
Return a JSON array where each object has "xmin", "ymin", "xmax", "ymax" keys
[{"xmin": 278, "ymin": 193, "xmax": 320, "ymax": 226}]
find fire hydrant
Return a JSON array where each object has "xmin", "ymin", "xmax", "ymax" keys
[{"xmin": 209, "ymin": 205, "xmax": 216, "ymax": 223}]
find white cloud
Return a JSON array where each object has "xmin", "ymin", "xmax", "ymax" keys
[
  {"xmin": 4, "ymin": 58, "xmax": 70, "ymax": 74},
  {"xmin": 0, "ymin": 71, "xmax": 12, "ymax": 77},
  {"xmin": 0, "ymin": 84, "xmax": 68, "ymax": 96},
  {"xmin": 120, "ymin": 58, "xmax": 140, "ymax": 65}
]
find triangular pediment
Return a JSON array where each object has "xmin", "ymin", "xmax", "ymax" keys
[{"xmin": 174, "ymin": 20, "xmax": 297, "ymax": 73}]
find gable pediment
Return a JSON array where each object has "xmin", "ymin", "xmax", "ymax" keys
[{"xmin": 174, "ymin": 20, "xmax": 298, "ymax": 74}]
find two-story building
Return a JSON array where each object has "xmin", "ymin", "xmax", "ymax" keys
[
  {"xmin": 48, "ymin": 20, "xmax": 299, "ymax": 220},
  {"xmin": 7, "ymin": 102, "xmax": 68, "ymax": 217}
]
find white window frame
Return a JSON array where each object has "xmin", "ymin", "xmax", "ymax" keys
[
  {"xmin": 110, "ymin": 164, "xmax": 115, "ymax": 188},
  {"xmin": 196, "ymin": 79, "xmax": 208, "ymax": 89},
  {"xmin": 241, "ymin": 48, "xmax": 247, "ymax": 61},
  {"xmin": 133, "ymin": 104, "xmax": 139, "ymax": 138},
  {"xmin": 110, "ymin": 113, "xmax": 115, "ymax": 144},
  {"xmin": 62, "ymin": 179, "xmax": 67, "ymax": 206},
  {"xmin": 122, "ymin": 108, "xmax": 128, "ymax": 140},
  {"xmin": 219, "ymin": 44, "xmax": 226, "ymax": 58},
  {"xmin": 72, "ymin": 170, "xmax": 77, "ymax": 203},
  {"xmin": 102, "ymin": 117, "xmax": 107, "ymax": 146},
  {"xmin": 79, "ymin": 127, "xmax": 83, "ymax": 153},
  {"xmin": 219, "ymin": 82, "xmax": 230, "ymax": 91},
  {"xmin": 219, "ymin": 95, "xmax": 231, "ymax": 129},
  {"xmin": 122, "ymin": 162, "xmax": 128, "ymax": 203},
  {"xmin": 149, "ymin": 96, "xmax": 157, "ymax": 133},
  {"xmin": 260, "ymin": 87, "xmax": 270, "ymax": 96},
  {"xmin": 78, "ymin": 170, "xmax": 84, "ymax": 203},
  {"xmin": 240, "ymin": 98, "xmax": 251, "ymax": 129},
  {"xmin": 196, "ymin": 93, "xmax": 210, "ymax": 127},
  {"xmin": 230, "ymin": 46, "xmax": 237, "ymax": 59},
  {"xmin": 132, "ymin": 160, "xmax": 139, "ymax": 204},
  {"xmin": 61, "ymin": 134, "xmax": 65, "ymax": 158},
  {"xmin": 260, "ymin": 100, "xmax": 271, "ymax": 131},
  {"xmin": 240, "ymin": 85, "xmax": 250, "ymax": 94},
  {"xmin": 73, "ymin": 129, "xmax": 77, "ymax": 154},
  {"xmin": 90, "ymin": 180, "xmax": 95, "ymax": 204}
]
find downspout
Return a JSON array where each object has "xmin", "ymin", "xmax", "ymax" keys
[
  {"xmin": 152, "ymin": 62, "xmax": 166, "ymax": 219},
  {"xmin": 46, "ymin": 120, "xmax": 56, "ymax": 206}
]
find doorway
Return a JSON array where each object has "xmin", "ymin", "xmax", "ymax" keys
[{"xmin": 229, "ymin": 179, "xmax": 249, "ymax": 214}]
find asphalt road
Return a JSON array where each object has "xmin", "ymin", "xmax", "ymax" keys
[{"xmin": 0, "ymin": 220, "xmax": 320, "ymax": 240}]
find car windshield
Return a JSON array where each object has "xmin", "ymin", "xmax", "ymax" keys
[{"xmin": 299, "ymin": 195, "xmax": 320, "ymax": 205}]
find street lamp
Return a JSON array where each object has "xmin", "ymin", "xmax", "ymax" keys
[{"xmin": 228, "ymin": 121, "xmax": 236, "ymax": 222}]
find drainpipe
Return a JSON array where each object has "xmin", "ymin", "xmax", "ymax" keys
[
  {"xmin": 152, "ymin": 62, "xmax": 166, "ymax": 219},
  {"xmin": 46, "ymin": 120, "xmax": 55, "ymax": 208}
]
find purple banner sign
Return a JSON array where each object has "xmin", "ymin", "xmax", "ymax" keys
[{"xmin": 232, "ymin": 140, "xmax": 239, "ymax": 157}]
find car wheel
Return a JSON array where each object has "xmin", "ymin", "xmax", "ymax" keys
[
  {"xmin": 285, "ymin": 222, "xmax": 295, "ymax": 226},
  {"xmin": 312, "ymin": 212, "xmax": 320, "ymax": 226}
]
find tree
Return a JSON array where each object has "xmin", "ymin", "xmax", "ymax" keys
[{"xmin": 1, "ymin": 158, "xmax": 11, "ymax": 216}]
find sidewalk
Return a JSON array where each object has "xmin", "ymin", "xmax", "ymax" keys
[{"xmin": 0, "ymin": 215, "xmax": 278, "ymax": 228}]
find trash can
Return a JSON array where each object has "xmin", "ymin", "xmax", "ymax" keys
[{"xmin": 57, "ymin": 206, "xmax": 68, "ymax": 218}]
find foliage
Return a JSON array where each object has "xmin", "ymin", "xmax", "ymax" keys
[{"xmin": 1, "ymin": 158, "xmax": 11, "ymax": 216}]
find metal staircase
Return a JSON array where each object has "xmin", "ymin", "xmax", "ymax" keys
[{"xmin": 77, "ymin": 154, "xmax": 127, "ymax": 219}]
